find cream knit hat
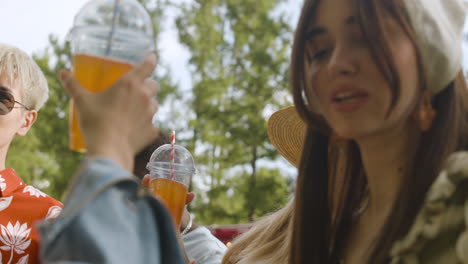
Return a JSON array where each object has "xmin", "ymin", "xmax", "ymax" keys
[{"xmin": 404, "ymin": 0, "xmax": 467, "ymax": 94}]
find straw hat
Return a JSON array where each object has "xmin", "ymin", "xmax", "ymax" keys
[{"xmin": 267, "ymin": 106, "xmax": 306, "ymax": 168}]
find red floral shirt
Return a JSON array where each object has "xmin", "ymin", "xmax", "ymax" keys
[{"xmin": 0, "ymin": 168, "xmax": 62, "ymax": 264}]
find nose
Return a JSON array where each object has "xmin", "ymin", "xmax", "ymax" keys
[{"xmin": 327, "ymin": 44, "xmax": 359, "ymax": 78}]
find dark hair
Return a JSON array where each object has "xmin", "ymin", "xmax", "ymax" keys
[
  {"xmin": 289, "ymin": 0, "xmax": 468, "ymax": 263},
  {"xmin": 133, "ymin": 130, "xmax": 171, "ymax": 178}
]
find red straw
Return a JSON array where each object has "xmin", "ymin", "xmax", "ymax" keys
[{"xmin": 170, "ymin": 130, "xmax": 176, "ymax": 180}]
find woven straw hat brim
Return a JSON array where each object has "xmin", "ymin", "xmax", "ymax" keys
[{"xmin": 267, "ymin": 106, "xmax": 306, "ymax": 168}]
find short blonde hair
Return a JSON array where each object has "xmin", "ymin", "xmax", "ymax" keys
[{"xmin": 0, "ymin": 43, "xmax": 49, "ymax": 110}]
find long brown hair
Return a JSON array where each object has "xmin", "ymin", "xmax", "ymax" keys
[{"xmin": 289, "ymin": 0, "xmax": 468, "ymax": 263}]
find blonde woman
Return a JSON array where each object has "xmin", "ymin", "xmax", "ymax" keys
[{"xmin": 0, "ymin": 43, "xmax": 62, "ymax": 264}]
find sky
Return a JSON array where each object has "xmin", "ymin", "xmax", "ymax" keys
[{"xmin": 0, "ymin": 0, "xmax": 90, "ymax": 54}]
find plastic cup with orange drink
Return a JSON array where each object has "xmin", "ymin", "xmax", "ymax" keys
[
  {"xmin": 146, "ymin": 144, "xmax": 195, "ymax": 227},
  {"xmin": 67, "ymin": 0, "xmax": 155, "ymax": 152}
]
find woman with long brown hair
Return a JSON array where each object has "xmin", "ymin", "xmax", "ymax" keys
[
  {"xmin": 291, "ymin": 0, "xmax": 468, "ymax": 262},
  {"xmin": 224, "ymin": 0, "xmax": 468, "ymax": 263}
]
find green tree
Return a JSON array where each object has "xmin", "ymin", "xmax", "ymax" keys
[
  {"xmin": 192, "ymin": 168, "xmax": 290, "ymax": 224},
  {"xmin": 176, "ymin": 0, "xmax": 293, "ymax": 223}
]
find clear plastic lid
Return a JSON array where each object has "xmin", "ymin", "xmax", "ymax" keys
[
  {"xmin": 68, "ymin": 0, "xmax": 155, "ymax": 52},
  {"xmin": 146, "ymin": 144, "xmax": 196, "ymax": 174}
]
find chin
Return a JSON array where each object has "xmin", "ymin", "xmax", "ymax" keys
[{"xmin": 332, "ymin": 126, "xmax": 369, "ymax": 141}]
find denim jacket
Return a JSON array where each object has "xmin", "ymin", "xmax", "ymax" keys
[{"xmin": 38, "ymin": 158, "xmax": 185, "ymax": 264}]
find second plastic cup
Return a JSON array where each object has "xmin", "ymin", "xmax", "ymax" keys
[
  {"xmin": 67, "ymin": 0, "xmax": 155, "ymax": 152},
  {"xmin": 146, "ymin": 144, "xmax": 195, "ymax": 226}
]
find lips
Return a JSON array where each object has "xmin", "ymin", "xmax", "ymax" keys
[
  {"xmin": 333, "ymin": 91, "xmax": 368, "ymax": 102},
  {"xmin": 330, "ymin": 88, "xmax": 369, "ymax": 113}
]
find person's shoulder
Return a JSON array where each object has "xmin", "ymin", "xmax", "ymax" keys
[
  {"xmin": 390, "ymin": 151, "xmax": 468, "ymax": 263},
  {"xmin": 184, "ymin": 226, "xmax": 226, "ymax": 247},
  {"xmin": 183, "ymin": 226, "xmax": 227, "ymax": 252},
  {"xmin": 183, "ymin": 226, "xmax": 227, "ymax": 264},
  {"xmin": 38, "ymin": 194, "xmax": 63, "ymax": 220},
  {"xmin": 19, "ymin": 184, "xmax": 63, "ymax": 218}
]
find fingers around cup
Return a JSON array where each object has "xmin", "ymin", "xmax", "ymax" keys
[
  {"xmin": 132, "ymin": 53, "xmax": 157, "ymax": 79},
  {"xmin": 185, "ymin": 192, "xmax": 195, "ymax": 205},
  {"xmin": 142, "ymin": 174, "xmax": 151, "ymax": 187},
  {"xmin": 144, "ymin": 79, "xmax": 158, "ymax": 95},
  {"xmin": 59, "ymin": 70, "xmax": 86, "ymax": 101}
]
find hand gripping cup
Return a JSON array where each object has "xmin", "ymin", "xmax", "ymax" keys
[
  {"xmin": 146, "ymin": 144, "xmax": 196, "ymax": 227},
  {"xmin": 67, "ymin": 0, "xmax": 155, "ymax": 152}
]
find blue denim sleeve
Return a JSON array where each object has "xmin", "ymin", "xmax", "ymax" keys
[{"xmin": 38, "ymin": 158, "xmax": 185, "ymax": 264}]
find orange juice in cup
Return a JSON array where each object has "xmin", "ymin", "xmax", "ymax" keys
[
  {"xmin": 150, "ymin": 178, "xmax": 188, "ymax": 226},
  {"xmin": 147, "ymin": 144, "xmax": 196, "ymax": 227},
  {"xmin": 69, "ymin": 54, "xmax": 134, "ymax": 151},
  {"xmin": 67, "ymin": 0, "xmax": 155, "ymax": 152}
]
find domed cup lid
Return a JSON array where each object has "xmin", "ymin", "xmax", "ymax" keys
[
  {"xmin": 146, "ymin": 144, "xmax": 196, "ymax": 174},
  {"xmin": 68, "ymin": 0, "xmax": 155, "ymax": 56}
]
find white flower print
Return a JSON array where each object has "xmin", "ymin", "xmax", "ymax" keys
[
  {"xmin": 22, "ymin": 185, "xmax": 46, "ymax": 198},
  {"xmin": 45, "ymin": 206, "xmax": 62, "ymax": 220},
  {"xmin": 0, "ymin": 222, "xmax": 31, "ymax": 264},
  {"xmin": 0, "ymin": 175, "xmax": 6, "ymax": 192},
  {"xmin": 0, "ymin": 197, "xmax": 13, "ymax": 212},
  {"xmin": 16, "ymin": 254, "xmax": 28, "ymax": 264}
]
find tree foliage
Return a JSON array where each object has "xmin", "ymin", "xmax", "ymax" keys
[
  {"xmin": 176, "ymin": 0, "xmax": 293, "ymax": 223},
  {"xmin": 192, "ymin": 168, "xmax": 291, "ymax": 224}
]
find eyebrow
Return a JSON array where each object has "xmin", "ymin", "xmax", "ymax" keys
[
  {"xmin": 0, "ymin": 85, "xmax": 11, "ymax": 92},
  {"xmin": 0, "ymin": 85, "xmax": 12, "ymax": 94},
  {"xmin": 306, "ymin": 27, "xmax": 326, "ymax": 40},
  {"xmin": 306, "ymin": 16, "xmax": 357, "ymax": 40}
]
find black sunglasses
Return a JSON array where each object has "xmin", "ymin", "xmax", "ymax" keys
[{"xmin": 0, "ymin": 86, "xmax": 31, "ymax": 115}]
